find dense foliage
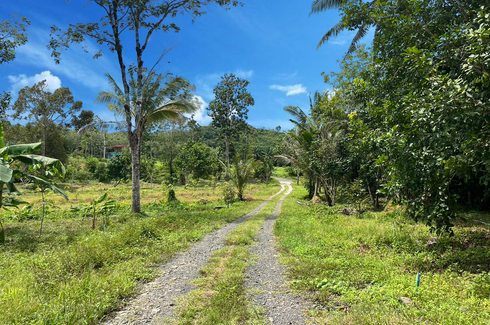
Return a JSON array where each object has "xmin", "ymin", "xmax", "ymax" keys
[{"xmin": 291, "ymin": 1, "xmax": 490, "ymax": 233}]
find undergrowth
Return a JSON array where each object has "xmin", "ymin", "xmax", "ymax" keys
[
  {"xmin": 0, "ymin": 182, "xmax": 279, "ymax": 324},
  {"xmin": 275, "ymin": 185, "xmax": 490, "ymax": 324}
]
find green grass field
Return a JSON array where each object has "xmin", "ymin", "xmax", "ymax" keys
[
  {"xmin": 274, "ymin": 185, "xmax": 490, "ymax": 324},
  {"xmin": 0, "ymin": 181, "xmax": 280, "ymax": 324}
]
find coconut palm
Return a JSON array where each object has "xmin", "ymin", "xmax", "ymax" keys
[
  {"xmin": 95, "ymin": 71, "xmax": 198, "ymax": 212},
  {"xmin": 311, "ymin": 0, "xmax": 375, "ymax": 56}
]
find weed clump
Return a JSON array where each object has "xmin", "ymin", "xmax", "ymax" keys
[{"xmin": 167, "ymin": 188, "xmax": 179, "ymax": 203}]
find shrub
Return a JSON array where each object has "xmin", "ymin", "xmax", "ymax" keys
[{"xmin": 222, "ymin": 184, "xmax": 236, "ymax": 208}]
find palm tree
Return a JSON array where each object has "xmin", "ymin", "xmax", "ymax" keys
[
  {"xmin": 230, "ymin": 154, "xmax": 256, "ymax": 201},
  {"xmin": 95, "ymin": 71, "xmax": 198, "ymax": 212},
  {"xmin": 310, "ymin": 0, "xmax": 375, "ymax": 56}
]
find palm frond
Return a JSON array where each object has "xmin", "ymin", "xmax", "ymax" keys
[
  {"xmin": 317, "ymin": 21, "xmax": 345, "ymax": 50},
  {"xmin": 78, "ymin": 121, "xmax": 127, "ymax": 134},
  {"xmin": 345, "ymin": 23, "xmax": 370, "ymax": 57},
  {"xmin": 144, "ymin": 101, "xmax": 193, "ymax": 125},
  {"xmin": 105, "ymin": 73, "xmax": 125, "ymax": 98},
  {"xmin": 94, "ymin": 91, "xmax": 125, "ymax": 107},
  {"xmin": 310, "ymin": 0, "xmax": 344, "ymax": 15},
  {"xmin": 284, "ymin": 106, "xmax": 308, "ymax": 126}
]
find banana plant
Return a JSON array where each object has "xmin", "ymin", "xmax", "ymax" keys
[
  {"xmin": 71, "ymin": 192, "xmax": 117, "ymax": 231},
  {"xmin": 0, "ymin": 122, "xmax": 68, "ymax": 242}
]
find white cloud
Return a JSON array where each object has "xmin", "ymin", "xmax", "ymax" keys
[
  {"xmin": 270, "ymin": 84, "xmax": 307, "ymax": 96},
  {"xmin": 8, "ymin": 70, "xmax": 62, "ymax": 95},
  {"xmin": 17, "ymin": 43, "xmax": 108, "ymax": 90},
  {"xmin": 234, "ymin": 69, "xmax": 254, "ymax": 79},
  {"xmin": 187, "ymin": 95, "xmax": 212, "ymax": 126},
  {"xmin": 275, "ymin": 71, "xmax": 298, "ymax": 81}
]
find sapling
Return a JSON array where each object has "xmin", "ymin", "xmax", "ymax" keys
[{"xmin": 222, "ymin": 184, "xmax": 236, "ymax": 208}]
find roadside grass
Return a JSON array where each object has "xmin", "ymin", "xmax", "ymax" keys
[
  {"xmin": 0, "ymin": 182, "xmax": 279, "ymax": 325},
  {"xmin": 174, "ymin": 194, "xmax": 283, "ymax": 325},
  {"xmin": 275, "ymin": 185, "xmax": 490, "ymax": 324}
]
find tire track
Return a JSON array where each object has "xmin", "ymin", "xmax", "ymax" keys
[
  {"xmin": 102, "ymin": 183, "xmax": 286, "ymax": 325},
  {"xmin": 245, "ymin": 179, "xmax": 315, "ymax": 325}
]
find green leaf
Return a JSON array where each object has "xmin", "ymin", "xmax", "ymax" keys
[
  {"xmin": 19, "ymin": 173, "xmax": 69, "ymax": 201},
  {"xmin": 5, "ymin": 182, "xmax": 20, "ymax": 195},
  {"xmin": 94, "ymin": 192, "xmax": 108, "ymax": 204},
  {"xmin": 3, "ymin": 197, "xmax": 28, "ymax": 207},
  {"xmin": 0, "ymin": 163, "xmax": 13, "ymax": 183},
  {"xmin": 0, "ymin": 143, "xmax": 41, "ymax": 157},
  {"xmin": 15, "ymin": 154, "xmax": 66, "ymax": 176}
]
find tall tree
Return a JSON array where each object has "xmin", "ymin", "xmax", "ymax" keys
[
  {"xmin": 48, "ymin": 0, "xmax": 242, "ymax": 213},
  {"xmin": 71, "ymin": 110, "xmax": 95, "ymax": 131},
  {"xmin": 208, "ymin": 73, "xmax": 255, "ymax": 180},
  {"xmin": 0, "ymin": 15, "xmax": 29, "ymax": 64},
  {"xmin": 12, "ymin": 80, "xmax": 82, "ymax": 157},
  {"xmin": 0, "ymin": 15, "xmax": 30, "ymax": 116}
]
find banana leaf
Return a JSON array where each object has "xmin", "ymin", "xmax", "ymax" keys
[
  {"xmin": 17, "ymin": 173, "xmax": 69, "ymax": 201},
  {"xmin": 0, "ymin": 143, "xmax": 41, "ymax": 158},
  {"xmin": 15, "ymin": 154, "xmax": 66, "ymax": 175},
  {"xmin": 0, "ymin": 162, "xmax": 13, "ymax": 183}
]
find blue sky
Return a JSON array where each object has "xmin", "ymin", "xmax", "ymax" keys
[{"xmin": 1, "ymin": 0, "xmax": 373, "ymax": 130}]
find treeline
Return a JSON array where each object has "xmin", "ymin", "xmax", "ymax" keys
[
  {"xmin": 283, "ymin": 1, "xmax": 489, "ymax": 233},
  {"xmin": 3, "ymin": 110, "xmax": 284, "ymax": 186}
]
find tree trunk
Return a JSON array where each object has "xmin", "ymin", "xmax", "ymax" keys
[
  {"xmin": 323, "ymin": 183, "xmax": 333, "ymax": 206},
  {"xmin": 297, "ymin": 168, "xmax": 300, "ymax": 185},
  {"xmin": 367, "ymin": 185, "xmax": 375, "ymax": 207},
  {"xmin": 150, "ymin": 136, "xmax": 153, "ymax": 189},
  {"xmin": 169, "ymin": 123, "xmax": 175, "ymax": 179},
  {"xmin": 103, "ymin": 132, "xmax": 106, "ymax": 159},
  {"xmin": 130, "ymin": 134, "xmax": 142, "ymax": 213},
  {"xmin": 42, "ymin": 123, "xmax": 47, "ymax": 157},
  {"xmin": 225, "ymin": 136, "xmax": 230, "ymax": 181}
]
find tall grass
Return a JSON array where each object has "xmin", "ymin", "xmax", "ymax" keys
[
  {"xmin": 0, "ymin": 182, "xmax": 279, "ymax": 324},
  {"xmin": 275, "ymin": 185, "xmax": 490, "ymax": 324}
]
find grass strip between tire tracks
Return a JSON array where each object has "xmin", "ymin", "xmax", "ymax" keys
[{"xmin": 173, "ymin": 193, "xmax": 286, "ymax": 325}]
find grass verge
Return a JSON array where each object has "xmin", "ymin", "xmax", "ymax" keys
[
  {"xmin": 0, "ymin": 182, "xmax": 279, "ymax": 324},
  {"xmin": 274, "ymin": 185, "xmax": 490, "ymax": 324},
  {"xmin": 173, "ymin": 194, "xmax": 283, "ymax": 325}
]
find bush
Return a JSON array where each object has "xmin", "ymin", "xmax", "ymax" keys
[
  {"xmin": 222, "ymin": 184, "xmax": 236, "ymax": 207},
  {"xmin": 167, "ymin": 188, "xmax": 178, "ymax": 203}
]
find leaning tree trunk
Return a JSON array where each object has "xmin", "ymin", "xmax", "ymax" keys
[
  {"xmin": 130, "ymin": 135, "xmax": 142, "ymax": 213},
  {"xmin": 322, "ymin": 181, "xmax": 333, "ymax": 206},
  {"xmin": 42, "ymin": 123, "xmax": 47, "ymax": 157}
]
